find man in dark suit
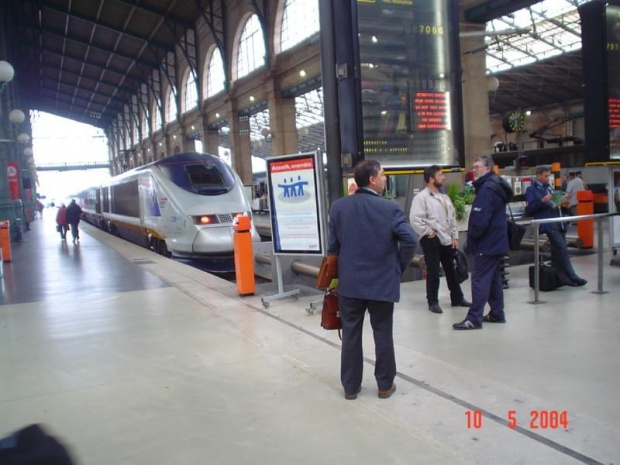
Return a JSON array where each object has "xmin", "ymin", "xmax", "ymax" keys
[{"xmin": 328, "ymin": 160, "xmax": 418, "ymax": 400}]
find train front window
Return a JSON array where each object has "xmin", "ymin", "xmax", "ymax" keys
[{"xmin": 184, "ymin": 161, "xmax": 235, "ymax": 194}]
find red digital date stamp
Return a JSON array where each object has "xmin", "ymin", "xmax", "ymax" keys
[{"xmin": 465, "ymin": 410, "xmax": 569, "ymax": 430}]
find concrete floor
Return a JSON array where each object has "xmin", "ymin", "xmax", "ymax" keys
[{"xmin": 1, "ymin": 213, "xmax": 619, "ymax": 464}]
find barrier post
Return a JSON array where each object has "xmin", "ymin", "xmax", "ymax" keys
[
  {"xmin": 592, "ymin": 217, "xmax": 609, "ymax": 295},
  {"xmin": 530, "ymin": 222, "xmax": 544, "ymax": 304},
  {"xmin": 0, "ymin": 220, "xmax": 12, "ymax": 262},
  {"xmin": 232, "ymin": 215, "xmax": 256, "ymax": 296},
  {"xmin": 576, "ymin": 190, "xmax": 594, "ymax": 248}
]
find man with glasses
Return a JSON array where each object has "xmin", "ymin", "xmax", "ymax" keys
[
  {"xmin": 525, "ymin": 165, "xmax": 587, "ymax": 287},
  {"xmin": 453, "ymin": 156, "xmax": 513, "ymax": 330}
]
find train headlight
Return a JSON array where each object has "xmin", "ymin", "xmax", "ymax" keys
[{"xmin": 192, "ymin": 215, "xmax": 219, "ymax": 225}]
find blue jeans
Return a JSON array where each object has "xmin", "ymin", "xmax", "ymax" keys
[{"xmin": 546, "ymin": 229, "xmax": 579, "ymax": 282}]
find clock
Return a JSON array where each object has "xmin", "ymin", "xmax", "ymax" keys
[{"xmin": 502, "ymin": 111, "xmax": 525, "ymax": 133}]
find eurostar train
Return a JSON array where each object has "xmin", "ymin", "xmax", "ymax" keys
[{"xmin": 78, "ymin": 152, "xmax": 260, "ymax": 258}]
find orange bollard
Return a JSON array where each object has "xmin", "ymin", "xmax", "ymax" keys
[
  {"xmin": 551, "ymin": 162, "xmax": 562, "ymax": 190},
  {"xmin": 0, "ymin": 220, "xmax": 12, "ymax": 262},
  {"xmin": 576, "ymin": 190, "xmax": 594, "ymax": 249},
  {"xmin": 233, "ymin": 214, "xmax": 255, "ymax": 296}
]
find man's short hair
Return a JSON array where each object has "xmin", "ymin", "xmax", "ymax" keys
[
  {"xmin": 473, "ymin": 155, "xmax": 494, "ymax": 169},
  {"xmin": 568, "ymin": 172, "xmax": 576, "ymax": 178},
  {"xmin": 354, "ymin": 160, "xmax": 381, "ymax": 188},
  {"xmin": 423, "ymin": 165, "xmax": 442, "ymax": 184},
  {"xmin": 536, "ymin": 165, "xmax": 551, "ymax": 175}
]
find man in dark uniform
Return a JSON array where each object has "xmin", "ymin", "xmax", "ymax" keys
[
  {"xmin": 453, "ymin": 156, "xmax": 512, "ymax": 330},
  {"xmin": 65, "ymin": 199, "xmax": 82, "ymax": 243},
  {"xmin": 328, "ymin": 160, "xmax": 418, "ymax": 399}
]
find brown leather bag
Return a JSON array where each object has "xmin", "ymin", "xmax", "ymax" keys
[
  {"xmin": 321, "ymin": 288, "xmax": 342, "ymax": 331},
  {"xmin": 316, "ymin": 255, "xmax": 338, "ymax": 290}
]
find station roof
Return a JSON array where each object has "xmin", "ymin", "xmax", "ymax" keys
[{"xmin": 6, "ymin": 0, "xmax": 591, "ymax": 126}]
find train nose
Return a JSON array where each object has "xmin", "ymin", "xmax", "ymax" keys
[{"xmin": 192, "ymin": 226, "xmax": 235, "ymax": 254}]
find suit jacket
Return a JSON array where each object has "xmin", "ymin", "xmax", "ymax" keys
[{"xmin": 327, "ymin": 188, "xmax": 418, "ymax": 302}]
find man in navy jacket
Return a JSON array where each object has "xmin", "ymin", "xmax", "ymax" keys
[
  {"xmin": 525, "ymin": 165, "xmax": 586, "ymax": 287},
  {"xmin": 454, "ymin": 156, "xmax": 512, "ymax": 330},
  {"xmin": 328, "ymin": 160, "xmax": 418, "ymax": 400}
]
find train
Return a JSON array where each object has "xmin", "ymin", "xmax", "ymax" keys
[{"xmin": 77, "ymin": 152, "xmax": 260, "ymax": 259}]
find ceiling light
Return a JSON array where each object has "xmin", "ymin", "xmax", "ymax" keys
[
  {"xmin": 372, "ymin": 36, "xmax": 378, "ymax": 43},
  {"xmin": 299, "ymin": 70, "xmax": 307, "ymax": 78},
  {"xmin": 9, "ymin": 109, "xmax": 25, "ymax": 124},
  {"xmin": 216, "ymin": 113, "xmax": 220, "ymax": 118},
  {"xmin": 249, "ymin": 96, "xmax": 255, "ymax": 102}
]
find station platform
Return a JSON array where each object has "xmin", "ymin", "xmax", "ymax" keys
[{"xmin": 1, "ymin": 214, "xmax": 619, "ymax": 464}]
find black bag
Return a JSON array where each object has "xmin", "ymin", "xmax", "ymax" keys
[
  {"xmin": 0, "ymin": 424, "xmax": 75, "ymax": 464},
  {"xmin": 528, "ymin": 262, "xmax": 559, "ymax": 291},
  {"xmin": 56, "ymin": 224, "xmax": 61, "ymax": 233},
  {"xmin": 507, "ymin": 204, "xmax": 526, "ymax": 251},
  {"xmin": 452, "ymin": 249, "xmax": 469, "ymax": 284}
]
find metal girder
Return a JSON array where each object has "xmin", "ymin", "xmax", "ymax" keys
[
  {"xmin": 30, "ymin": 43, "xmax": 144, "ymax": 84},
  {"xmin": 36, "ymin": 97, "xmax": 112, "ymax": 126},
  {"xmin": 250, "ymin": 0, "xmax": 270, "ymax": 65},
  {"xmin": 43, "ymin": 67, "xmax": 137, "ymax": 95},
  {"xmin": 117, "ymin": 0, "xmax": 194, "ymax": 28},
  {"xmin": 196, "ymin": 0, "xmax": 229, "ymax": 90},
  {"xmin": 36, "ymin": 2, "xmax": 173, "ymax": 53},
  {"xmin": 41, "ymin": 84, "xmax": 123, "ymax": 111},
  {"xmin": 41, "ymin": 74, "xmax": 129, "ymax": 107},
  {"xmin": 29, "ymin": 23, "xmax": 161, "ymax": 69},
  {"xmin": 177, "ymin": 28, "xmax": 200, "ymax": 105},
  {"xmin": 465, "ymin": 0, "xmax": 541, "ymax": 23}
]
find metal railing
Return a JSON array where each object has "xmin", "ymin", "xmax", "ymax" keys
[{"xmin": 530, "ymin": 212, "xmax": 618, "ymax": 304}]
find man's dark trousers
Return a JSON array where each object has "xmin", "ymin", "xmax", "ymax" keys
[
  {"xmin": 339, "ymin": 296, "xmax": 395, "ymax": 393},
  {"xmin": 464, "ymin": 254, "xmax": 505, "ymax": 325},
  {"xmin": 420, "ymin": 236, "xmax": 464, "ymax": 305}
]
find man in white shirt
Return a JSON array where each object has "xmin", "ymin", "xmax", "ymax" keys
[
  {"xmin": 565, "ymin": 172, "xmax": 585, "ymax": 216},
  {"xmin": 410, "ymin": 166, "xmax": 471, "ymax": 314}
]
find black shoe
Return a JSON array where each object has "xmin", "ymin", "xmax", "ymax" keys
[
  {"xmin": 451, "ymin": 299, "xmax": 472, "ymax": 308},
  {"xmin": 344, "ymin": 386, "xmax": 361, "ymax": 400},
  {"xmin": 483, "ymin": 313, "xmax": 506, "ymax": 323},
  {"xmin": 571, "ymin": 278, "xmax": 587, "ymax": 287},
  {"xmin": 378, "ymin": 384, "xmax": 396, "ymax": 399},
  {"xmin": 453, "ymin": 320, "xmax": 482, "ymax": 330},
  {"xmin": 428, "ymin": 303, "xmax": 443, "ymax": 314}
]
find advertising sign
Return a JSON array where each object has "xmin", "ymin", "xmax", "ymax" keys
[
  {"xmin": 266, "ymin": 152, "xmax": 325, "ymax": 255},
  {"xmin": 612, "ymin": 169, "xmax": 620, "ymax": 247},
  {"xmin": 7, "ymin": 162, "xmax": 20, "ymax": 199}
]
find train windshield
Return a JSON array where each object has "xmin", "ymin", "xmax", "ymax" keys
[{"xmin": 160, "ymin": 159, "xmax": 236, "ymax": 195}]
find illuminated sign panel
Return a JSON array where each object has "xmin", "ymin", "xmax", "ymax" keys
[
  {"xmin": 357, "ymin": 0, "xmax": 461, "ymax": 167},
  {"xmin": 608, "ymin": 4, "xmax": 620, "ymax": 159}
]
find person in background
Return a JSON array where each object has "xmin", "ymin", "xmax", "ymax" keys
[
  {"xmin": 453, "ymin": 156, "xmax": 512, "ymax": 330},
  {"xmin": 65, "ymin": 199, "xmax": 82, "ymax": 243},
  {"xmin": 55, "ymin": 204, "xmax": 69, "ymax": 241},
  {"xmin": 410, "ymin": 165, "xmax": 470, "ymax": 314},
  {"xmin": 328, "ymin": 160, "xmax": 418, "ymax": 400},
  {"xmin": 525, "ymin": 165, "xmax": 587, "ymax": 287},
  {"xmin": 565, "ymin": 172, "xmax": 585, "ymax": 217}
]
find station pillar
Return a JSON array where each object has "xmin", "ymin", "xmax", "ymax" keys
[{"xmin": 460, "ymin": 22, "xmax": 493, "ymax": 169}]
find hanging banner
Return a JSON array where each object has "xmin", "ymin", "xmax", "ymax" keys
[
  {"xmin": 7, "ymin": 162, "xmax": 20, "ymax": 199},
  {"xmin": 266, "ymin": 151, "xmax": 326, "ymax": 255}
]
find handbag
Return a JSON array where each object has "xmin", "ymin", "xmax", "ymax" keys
[
  {"xmin": 452, "ymin": 248, "xmax": 469, "ymax": 284},
  {"xmin": 528, "ymin": 262, "xmax": 559, "ymax": 291},
  {"xmin": 56, "ymin": 224, "xmax": 61, "ymax": 233},
  {"xmin": 507, "ymin": 203, "xmax": 527, "ymax": 251},
  {"xmin": 316, "ymin": 255, "xmax": 338, "ymax": 290},
  {"xmin": 320, "ymin": 287, "xmax": 342, "ymax": 337}
]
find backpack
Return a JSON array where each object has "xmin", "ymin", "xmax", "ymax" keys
[{"xmin": 453, "ymin": 249, "xmax": 469, "ymax": 284}]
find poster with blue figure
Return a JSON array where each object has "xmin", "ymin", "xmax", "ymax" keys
[{"xmin": 267, "ymin": 154, "xmax": 323, "ymax": 254}]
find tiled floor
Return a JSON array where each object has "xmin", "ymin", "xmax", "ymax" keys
[{"xmin": 1, "ymin": 214, "xmax": 618, "ymax": 464}]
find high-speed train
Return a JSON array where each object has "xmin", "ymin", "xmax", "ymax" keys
[{"xmin": 78, "ymin": 152, "xmax": 260, "ymax": 259}]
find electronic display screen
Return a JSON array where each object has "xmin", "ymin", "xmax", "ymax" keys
[
  {"xmin": 357, "ymin": 0, "xmax": 460, "ymax": 167},
  {"xmin": 607, "ymin": 4, "xmax": 620, "ymax": 159}
]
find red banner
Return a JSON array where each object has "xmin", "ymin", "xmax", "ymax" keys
[{"xmin": 7, "ymin": 162, "xmax": 20, "ymax": 199}]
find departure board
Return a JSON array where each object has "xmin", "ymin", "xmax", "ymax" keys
[
  {"xmin": 607, "ymin": 4, "xmax": 620, "ymax": 159},
  {"xmin": 356, "ymin": 0, "xmax": 461, "ymax": 167}
]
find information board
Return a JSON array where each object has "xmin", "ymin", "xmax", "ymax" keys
[
  {"xmin": 612, "ymin": 169, "xmax": 620, "ymax": 247},
  {"xmin": 266, "ymin": 151, "xmax": 326, "ymax": 255},
  {"xmin": 356, "ymin": 0, "xmax": 461, "ymax": 167},
  {"xmin": 607, "ymin": 4, "xmax": 620, "ymax": 159}
]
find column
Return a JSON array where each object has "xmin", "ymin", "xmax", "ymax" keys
[
  {"xmin": 460, "ymin": 22, "xmax": 492, "ymax": 169},
  {"xmin": 267, "ymin": 80, "xmax": 299, "ymax": 156},
  {"xmin": 227, "ymin": 101, "xmax": 253, "ymax": 185}
]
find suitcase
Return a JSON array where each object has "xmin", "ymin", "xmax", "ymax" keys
[{"xmin": 528, "ymin": 263, "xmax": 558, "ymax": 291}]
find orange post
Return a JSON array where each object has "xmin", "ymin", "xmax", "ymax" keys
[
  {"xmin": 232, "ymin": 215, "xmax": 256, "ymax": 296},
  {"xmin": 551, "ymin": 162, "xmax": 562, "ymax": 190},
  {"xmin": 0, "ymin": 220, "xmax": 12, "ymax": 262},
  {"xmin": 576, "ymin": 190, "xmax": 594, "ymax": 249}
]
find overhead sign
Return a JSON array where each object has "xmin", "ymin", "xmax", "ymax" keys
[{"xmin": 266, "ymin": 151, "xmax": 325, "ymax": 255}]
